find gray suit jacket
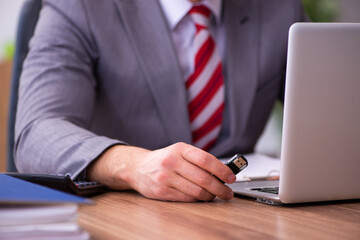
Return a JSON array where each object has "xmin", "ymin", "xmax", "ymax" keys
[{"xmin": 15, "ymin": 0, "xmax": 305, "ymax": 178}]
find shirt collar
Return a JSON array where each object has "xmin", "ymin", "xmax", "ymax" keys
[{"xmin": 159, "ymin": 0, "xmax": 223, "ymax": 30}]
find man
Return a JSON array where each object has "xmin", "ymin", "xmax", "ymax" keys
[{"xmin": 15, "ymin": 0, "xmax": 306, "ymax": 202}]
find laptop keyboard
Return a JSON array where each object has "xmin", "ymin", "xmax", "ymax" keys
[{"xmin": 250, "ymin": 187, "xmax": 279, "ymax": 195}]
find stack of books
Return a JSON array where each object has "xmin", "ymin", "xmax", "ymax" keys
[{"xmin": 0, "ymin": 174, "xmax": 91, "ymax": 240}]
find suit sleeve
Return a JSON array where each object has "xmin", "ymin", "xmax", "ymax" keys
[{"xmin": 14, "ymin": 0, "xmax": 123, "ymax": 179}]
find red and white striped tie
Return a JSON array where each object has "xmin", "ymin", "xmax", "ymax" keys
[{"xmin": 186, "ymin": 5, "xmax": 225, "ymax": 151}]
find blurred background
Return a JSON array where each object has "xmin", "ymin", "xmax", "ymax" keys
[{"xmin": 0, "ymin": 0, "xmax": 359, "ymax": 171}]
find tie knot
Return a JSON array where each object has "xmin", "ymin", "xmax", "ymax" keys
[{"xmin": 188, "ymin": 5, "xmax": 211, "ymax": 30}]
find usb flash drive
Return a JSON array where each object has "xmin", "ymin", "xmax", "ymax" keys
[{"xmin": 217, "ymin": 154, "xmax": 248, "ymax": 183}]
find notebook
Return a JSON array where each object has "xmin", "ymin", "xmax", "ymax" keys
[
  {"xmin": 0, "ymin": 174, "xmax": 91, "ymax": 239},
  {"xmin": 229, "ymin": 23, "xmax": 360, "ymax": 205},
  {"xmin": 0, "ymin": 173, "xmax": 92, "ymax": 205}
]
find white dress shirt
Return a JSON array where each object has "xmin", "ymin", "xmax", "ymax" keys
[{"xmin": 158, "ymin": 0, "xmax": 224, "ymax": 81}]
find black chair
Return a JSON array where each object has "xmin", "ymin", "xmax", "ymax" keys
[{"xmin": 7, "ymin": 0, "xmax": 42, "ymax": 172}]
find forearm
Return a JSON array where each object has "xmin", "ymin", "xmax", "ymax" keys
[{"xmin": 15, "ymin": 118, "xmax": 121, "ymax": 178}]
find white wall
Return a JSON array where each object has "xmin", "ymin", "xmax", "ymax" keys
[{"xmin": 0, "ymin": 0, "xmax": 25, "ymax": 62}]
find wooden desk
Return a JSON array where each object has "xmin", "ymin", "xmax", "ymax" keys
[{"xmin": 79, "ymin": 191, "xmax": 360, "ymax": 240}]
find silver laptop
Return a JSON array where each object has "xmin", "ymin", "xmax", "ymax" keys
[{"xmin": 229, "ymin": 23, "xmax": 360, "ymax": 205}]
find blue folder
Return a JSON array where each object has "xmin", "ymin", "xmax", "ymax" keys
[{"xmin": 0, "ymin": 174, "xmax": 92, "ymax": 204}]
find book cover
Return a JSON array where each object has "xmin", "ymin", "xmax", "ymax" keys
[{"xmin": 0, "ymin": 173, "xmax": 92, "ymax": 205}]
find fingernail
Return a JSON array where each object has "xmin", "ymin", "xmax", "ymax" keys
[{"xmin": 228, "ymin": 174, "xmax": 236, "ymax": 183}]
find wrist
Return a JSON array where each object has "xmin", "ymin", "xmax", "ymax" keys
[{"xmin": 87, "ymin": 145, "xmax": 148, "ymax": 190}]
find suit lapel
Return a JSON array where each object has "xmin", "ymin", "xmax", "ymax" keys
[
  {"xmin": 112, "ymin": 0, "xmax": 192, "ymax": 144},
  {"xmin": 213, "ymin": 0, "xmax": 260, "ymax": 154}
]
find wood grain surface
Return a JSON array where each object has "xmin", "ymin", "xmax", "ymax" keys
[{"xmin": 78, "ymin": 191, "xmax": 360, "ymax": 240}]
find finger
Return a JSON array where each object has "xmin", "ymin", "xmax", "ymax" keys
[
  {"xmin": 180, "ymin": 145, "xmax": 236, "ymax": 184},
  {"xmin": 161, "ymin": 187, "xmax": 197, "ymax": 202},
  {"xmin": 145, "ymin": 184, "xmax": 196, "ymax": 202},
  {"xmin": 168, "ymin": 172, "xmax": 215, "ymax": 201},
  {"xmin": 175, "ymin": 159, "xmax": 233, "ymax": 201}
]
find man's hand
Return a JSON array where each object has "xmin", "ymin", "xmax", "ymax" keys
[{"xmin": 87, "ymin": 142, "xmax": 236, "ymax": 202}]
